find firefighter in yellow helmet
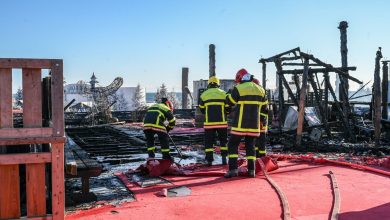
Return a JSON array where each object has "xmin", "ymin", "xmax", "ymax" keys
[
  {"xmin": 198, "ymin": 76, "xmax": 229, "ymax": 165},
  {"xmin": 224, "ymin": 69, "xmax": 267, "ymax": 178}
]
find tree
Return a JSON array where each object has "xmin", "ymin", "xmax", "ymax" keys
[
  {"xmin": 14, "ymin": 87, "xmax": 23, "ymax": 108},
  {"xmin": 155, "ymin": 83, "xmax": 168, "ymax": 103},
  {"xmin": 113, "ymin": 93, "xmax": 129, "ymax": 111},
  {"xmin": 132, "ymin": 83, "xmax": 146, "ymax": 110}
]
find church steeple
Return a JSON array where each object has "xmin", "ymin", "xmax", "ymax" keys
[{"xmin": 90, "ymin": 72, "xmax": 98, "ymax": 89}]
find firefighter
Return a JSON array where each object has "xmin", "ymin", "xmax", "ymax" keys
[
  {"xmin": 143, "ymin": 98, "xmax": 176, "ymax": 160},
  {"xmin": 251, "ymin": 77, "xmax": 269, "ymax": 158},
  {"xmin": 224, "ymin": 69, "xmax": 267, "ymax": 178},
  {"xmin": 199, "ymin": 76, "xmax": 229, "ymax": 165}
]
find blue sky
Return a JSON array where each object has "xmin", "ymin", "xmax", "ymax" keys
[{"xmin": 1, "ymin": 0, "xmax": 389, "ymax": 92}]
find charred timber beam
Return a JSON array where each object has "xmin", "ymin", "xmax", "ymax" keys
[
  {"xmin": 260, "ymin": 47, "xmax": 301, "ymax": 63},
  {"xmin": 276, "ymin": 60, "xmax": 298, "ymax": 106},
  {"xmin": 373, "ymin": 48, "xmax": 383, "ymax": 147},
  {"xmin": 209, "ymin": 44, "xmax": 216, "ymax": 77},
  {"xmin": 325, "ymin": 73, "xmax": 354, "ymax": 139},
  {"xmin": 281, "ymin": 67, "xmax": 358, "ymax": 79},
  {"xmin": 182, "ymin": 67, "xmax": 189, "ymax": 109},
  {"xmin": 275, "ymin": 61, "xmax": 285, "ymax": 133},
  {"xmin": 382, "ymin": 61, "xmax": 389, "ymax": 119},
  {"xmin": 300, "ymin": 52, "xmax": 362, "ymax": 84},
  {"xmin": 349, "ymin": 80, "xmax": 371, "ymax": 99},
  {"xmin": 261, "ymin": 61, "xmax": 267, "ymax": 89},
  {"xmin": 296, "ymin": 58, "xmax": 309, "ymax": 147},
  {"xmin": 308, "ymin": 73, "xmax": 329, "ymax": 135},
  {"xmin": 349, "ymin": 93, "xmax": 372, "ymax": 100},
  {"xmin": 282, "ymin": 63, "xmax": 323, "ymax": 66},
  {"xmin": 338, "ymin": 21, "xmax": 350, "ymax": 104},
  {"xmin": 324, "ymin": 72, "xmax": 330, "ymax": 137}
]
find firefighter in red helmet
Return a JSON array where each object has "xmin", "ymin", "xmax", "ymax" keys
[
  {"xmin": 143, "ymin": 97, "xmax": 176, "ymax": 160},
  {"xmin": 225, "ymin": 69, "xmax": 267, "ymax": 178}
]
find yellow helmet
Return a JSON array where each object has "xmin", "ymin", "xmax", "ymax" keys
[{"xmin": 208, "ymin": 76, "xmax": 220, "ymax": 86}]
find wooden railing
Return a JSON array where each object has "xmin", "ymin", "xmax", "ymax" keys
[{"xmin": 0, "ymin": 58, "xmax": 65, "ymax": 219}]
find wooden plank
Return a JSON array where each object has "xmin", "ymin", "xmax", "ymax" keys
[
  {"xmin": 0, "ymin": 68, "xmax": 20, "ymax": 219},
  {"xmin": 50, "ymin": 60, "xmax": 64, "ymax": 137},
  {"xmin": 0, "ymin": 136, "xmax": 65, "ymax": 145},
  {"xmin": 0, "ymin": 68, "xmax": 13, "ymax": 128},
  {"xmin": 0, "ymin": 127, "xmax": 53, "ymax": 139},
  {"xmin": 22, "ymin": 68, "xmax": 47, "ymax": 217},
  {"xmin": 20, "ymin": 216, "xmax": 52, "ymax": 220},
  {"xmin": 0, "ymin": 58, "xmax": 60, "ymax": 69},
  {"xmin": 23, "ymin": 68, "xmax": 42, "ymax": 127},
  {"xmin": 51, "ymin": 143, "xmax": 65, "ymax": 220},
  {"xmin": 296, "ymin": 58, "xmax": 309, "ymax": 147},
  {"xmin": 0, "ymin": 165, "xmax": 20, "ymax": 219},
  {"xmin": 26, "ymin": 163, "xmax": 47, "ymax": 217},
  {"xmin": 0, "ymin": 153, "xmax": 51, "ymax": 165}
]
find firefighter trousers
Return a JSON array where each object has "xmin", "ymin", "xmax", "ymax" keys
[
  {"xmin": 227, "ymin": 134, "xmax": 256, "ymax": 171},
  {"xmin": 144, "ymin": 129, "xmax": 171, "ymax": 159},
  {"xmin": 255, "ymin": 132, "xmax": 266, "ymax": 158},
  {"xmin": 204, "ymin": 128, "xmax": 228, "ymax": 162}
]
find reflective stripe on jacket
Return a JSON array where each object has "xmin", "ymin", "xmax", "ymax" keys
[
  {"xmin": 226, "ymin": 81, "xmax": 267, "ymax": 136},
  {"xmin": 143, "ymin": 103, "xmax": 176, "ymax": 132},
  {"xmin": 260, "ymin": 99, "xmax": 269, "ymax": 133},
  {"xmin": 199, "ymin": 88, "xmax": 228, "ymax": 129}
]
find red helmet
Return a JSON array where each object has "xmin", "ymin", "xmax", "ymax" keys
[
  {"xmin": 165, "ymin": 100, "xmax": 174, "ymax": 112},
  {"xmin": 252, "ymin": 78, "xmax": 260, "ymax": 85},
  {"xmin": 235, "ymin": 68, "xmax": 248, "ymax": 83}
]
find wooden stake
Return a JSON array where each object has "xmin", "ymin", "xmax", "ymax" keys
[{"xmin": 296, "ymin": 58, "xmax": 309, "ymax": 147}]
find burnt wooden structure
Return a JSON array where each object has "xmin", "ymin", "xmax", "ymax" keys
[
  {"xmin": 209, "ymin": 44, "xmax": 216, "ymax": 77},
  {"xmin": 382, "ymin": 60, "xmax": 389, "ymax": 120},
  {"xmin": 0, "ymin": 58, "xmax": 65, "ymax": 219},
  {"xmin": 373, "ymin": 48, "xmax": 383, "ymax": 146},
  {"xmin": 259, "ymin": 48, "xmax": 362, "ymax": 146}
]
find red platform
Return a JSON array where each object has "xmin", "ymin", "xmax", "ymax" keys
[{"xmin": 67, "ymin": 160, "xmax": 390, "ymax": 220}]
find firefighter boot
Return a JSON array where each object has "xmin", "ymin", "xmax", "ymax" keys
[{"xmin": 224, "ymin": 169, "xmax": 238, "ymax": 178}]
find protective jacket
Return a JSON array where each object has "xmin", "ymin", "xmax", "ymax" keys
[
  {"xmin": 226, "ymin": 81, "xmax": 267, "ymax": 136},
  {"xmin": 199, "ymin": 87, "xmax": 229, "ymax": 129},
  {"xmin": 143, "ymin": 103, "xmax": 176, "ymax": 133}
]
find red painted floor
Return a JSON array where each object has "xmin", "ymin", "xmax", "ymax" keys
[{"xmin": 66, "ymin": 161, "xmax": 390, "ymax": 220}]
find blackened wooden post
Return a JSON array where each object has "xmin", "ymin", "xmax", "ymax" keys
[
  {"xmin": 338, "ymin": 21, "xmax": 349, "ymax": 104},
  {"xmin": 296, "ymin": 58, "xmax": 309, "ymax": 147},
  {"xmin": 262, "ymin": 61, "xmax": 267, "ymax": 89},
  {"xmin": 382, "ymin": 61, "xmax": 389, "ymax": 119},
  {"xmin": 374, "ymin": 48, "xmax": 382, "ymax": 147},
  {"xmin": 182, "ymin": 67, "xmax": 189, "ymax": 109},
  {"xmin": 324, "ymin": 72, "xmax": 331, "ymax": 137},
  {"xmin": 308, "ymin": 72, "xmax": 329, "ymax": 134},
  {"xmin": 275, "ymin": 60, "xmax": 285, "ymax": 133},
  {"xmin": 209, "ymin": 44, "xmax": 216, "ymax": 77}
]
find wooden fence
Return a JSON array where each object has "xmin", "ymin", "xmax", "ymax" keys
[{"xmin": 0, "ymin": 59, "xmax": 65, "ymax": 219}]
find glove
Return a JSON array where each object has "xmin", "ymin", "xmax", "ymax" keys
[{"xmin": 166, "ymin": 126, "xmax": 173, "ymax": 133}]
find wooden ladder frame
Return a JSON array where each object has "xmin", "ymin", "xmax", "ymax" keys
[{"xmin": 0, "ymin": 59, "xmax": 65, "ymax": 219}]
